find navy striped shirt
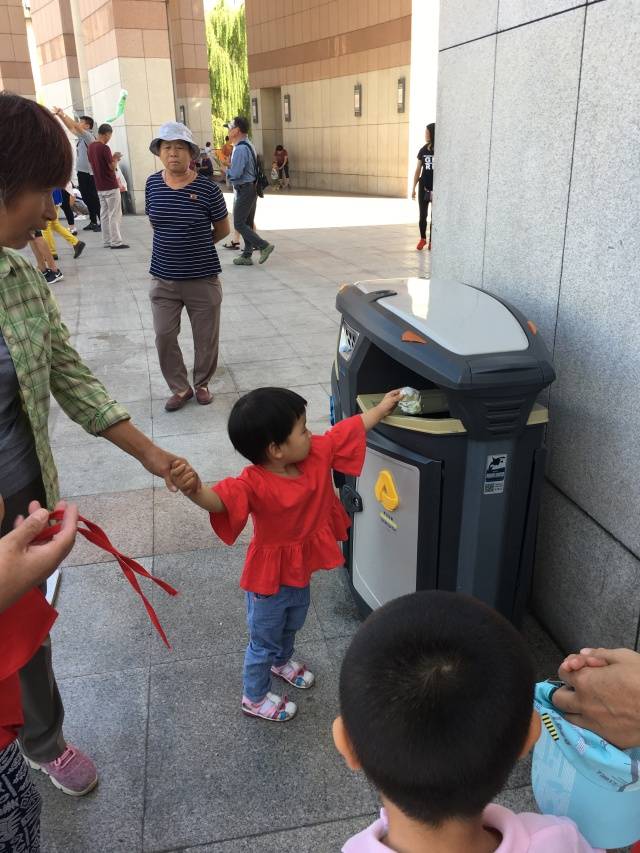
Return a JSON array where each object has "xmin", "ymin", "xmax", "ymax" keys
[{"xmin": 145, "ymin": 171, "xmax": 228, "ymax": 280}]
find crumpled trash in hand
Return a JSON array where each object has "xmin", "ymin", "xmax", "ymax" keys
[{"xmin": 398, "ymin": 387, "xmax": 422, "ymax": 415}]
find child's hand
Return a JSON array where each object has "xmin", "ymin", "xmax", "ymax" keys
[
  {"xmin": 361, "ymin": 389, "xmax": 404, "ymax": 431},
  {"xmin": 377, "ymin": 389, "xmax": 403, "ymax": 416},
  {"xmin": 170, "ymin": 458, "xmax": 201, "ymax": 496},
  {"xmin": 559, "ymin": 649, "xmax": 609, "ymax": 674}
]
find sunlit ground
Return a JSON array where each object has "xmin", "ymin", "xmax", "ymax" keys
[{"xmin": 221, "ymin": 185, "xmax": 417, "ymax": 230}]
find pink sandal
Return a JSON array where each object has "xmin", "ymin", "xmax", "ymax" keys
[
  {"xmin": 271, "ymin": 659, "xmax": 315, "ymax": 689},
  {"xmin": 241, "ymin": 691, "xmax": 297, "ymax": 722}
]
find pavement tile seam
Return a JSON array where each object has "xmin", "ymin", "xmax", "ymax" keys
[
  {"xmin": 146, "ymin": 812, "xmax": 380, "ymax": 853},
  {"xmin": 55, "ymin": 664, "xmax": 150, "ymax": 685}
]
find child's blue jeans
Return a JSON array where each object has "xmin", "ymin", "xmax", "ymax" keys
[{"xmin": 243, "ymin": 584, "xmax": 310, "ymax": 702}]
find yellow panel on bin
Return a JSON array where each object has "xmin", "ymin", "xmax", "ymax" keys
[{"xmin": 375, "ymin": 470, "xmax": 400, "ymax": 512}]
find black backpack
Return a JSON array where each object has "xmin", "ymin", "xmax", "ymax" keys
[{"xmin": 238, "ymin": 140, "xmax": 270, "ymax": 198}]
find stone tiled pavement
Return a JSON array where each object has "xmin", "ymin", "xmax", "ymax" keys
[{"xmin": 35, "ymin": 194, "xmax": 567, "ymax": 852}]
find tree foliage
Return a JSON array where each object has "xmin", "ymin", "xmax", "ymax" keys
[{"xmin": 206, "ymin": 0, "xmax": 250, "ymax": 145}]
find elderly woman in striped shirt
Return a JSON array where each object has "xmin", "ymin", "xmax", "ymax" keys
[{"xmin": 146, "ymin": 123, "xmax": 230, "ymax": 412}]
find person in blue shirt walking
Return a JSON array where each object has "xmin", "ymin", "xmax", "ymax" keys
[{"xmin": 224, "ymin": 116, "xmax": 275, "ymax": 266}]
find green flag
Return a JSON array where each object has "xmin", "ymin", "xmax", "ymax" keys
[{"xmin": 105, "ymin": 89, "xmax": 128, "ymax": 123}]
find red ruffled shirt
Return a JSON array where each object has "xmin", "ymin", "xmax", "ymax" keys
[
  {"xmin": 0, "ymin": 588, "xmax": 57, "ymax": 749},
  {"xmin": 210, "ymin": 416, "xmax": 366, "ymax": 594}
]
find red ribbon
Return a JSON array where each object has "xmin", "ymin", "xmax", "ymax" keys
[{"xmin": 34, "ymin": 511, "xmax": 178, "ymax": 648}]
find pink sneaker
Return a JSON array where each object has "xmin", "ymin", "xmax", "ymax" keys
[{"xmin": 27, "ymin": 745, "xmax": 98, "ymax": 796}]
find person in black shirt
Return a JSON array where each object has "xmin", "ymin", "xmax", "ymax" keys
[{"xmin": 411, "ymin": 122, "xmax": 435, "ymax": 251}]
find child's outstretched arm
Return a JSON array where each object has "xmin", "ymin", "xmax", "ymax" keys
[
  {"xmin": 360, "ymin": 389, "xmax": 403, "ymax": 431},
  {"xmin": 170, "ymin": 459, "xmax": 226, "ymax": 513}
]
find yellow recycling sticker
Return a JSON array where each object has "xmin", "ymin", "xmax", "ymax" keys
[{"xmin": 374, "ymin": 470, "xmax": 400, "ymax": 512}]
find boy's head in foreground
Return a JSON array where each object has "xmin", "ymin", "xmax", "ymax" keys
[
  {"xmin": 228, "ymin": 387, "xmax": 309, "ymax": 466},
  {"xmin": 334, "ymin": 590, "xmax": 540, "ymax": 827}
]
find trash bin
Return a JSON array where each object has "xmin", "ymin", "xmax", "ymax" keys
[{"xmin": 331, "ymin": 277, "xmax": 555, "ymax": 625}]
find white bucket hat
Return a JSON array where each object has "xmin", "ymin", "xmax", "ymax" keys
[{"xmin": 149, "ymin": 122, "xmax": 200, "ymax": 158}]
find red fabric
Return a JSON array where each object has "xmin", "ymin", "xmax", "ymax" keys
[
  {"xmin": 274, "ymin": 148, "xmax": 288, "ymax": 167},
  {"xmin": 210, "ymin": 416, "xmax": 366, "ymax": 594},
  {"xmin": 88, "ymin": 141, "xmax": 118, "ymax": 191},
  {"xmin": 34, "ymin": 512, "xmax": 179, "ymax": 648},
  {"xmin": 0, "ymin": 588, "xmax": 57, "ymax": 748}
]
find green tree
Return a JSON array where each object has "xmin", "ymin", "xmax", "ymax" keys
[{"xmin": 206, "ymin": 0, "xmax": 250, "ymax": 145}]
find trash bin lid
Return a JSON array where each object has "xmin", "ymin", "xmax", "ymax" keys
[{"xmin": 356, "ymin": 278, "xmax": 529, "ymax": 356}]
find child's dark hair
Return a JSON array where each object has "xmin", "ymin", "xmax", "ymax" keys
[
  {"xmin": 339, "ymin": 591, "xmax": 535, "ymax": 826},
  {"xmin": 228, "ymin": 387, "xmax": 307, "ymax": 464}
]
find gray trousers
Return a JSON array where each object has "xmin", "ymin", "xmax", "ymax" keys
[
  {"xmin": 98, "ymin": 188, "xmax": 123, "ymax": 247},
  {"xmin": 150, "ymin": 275, "xmax": 222, "ymax": 394},
  {"xmin": 1, "ymin": 477, "xmax": 66, "ymax": 764},
  {"xmin": 233, "ymin": 183, "xmax": 268, "ymax": 257}
]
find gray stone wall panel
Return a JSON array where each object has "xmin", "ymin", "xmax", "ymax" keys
[
  {"xmin": 547, "ymin": 0, "xmax": 640, "ymax": 553},
  {"xmin": 439, "ymin": 0, "xmax": 499, "ymax": 50},
  {"xmin": 533, "ymin": 484, "xmax": 640, "ymax": 652},
  {"xmin": 498, "ymin": 0, "xmax": 587, "ymax": 30},
  {"xmin": 431, "ymin": 36, "xmax": 496, "ymax": 285},
  {"xmin": 482, "ymin": 9, "xmax": 584, "ymax": 338}
]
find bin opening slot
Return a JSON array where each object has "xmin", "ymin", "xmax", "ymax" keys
[{"xmin": 356, "ymin": 341, "xmax": 439, "ymax": 397}]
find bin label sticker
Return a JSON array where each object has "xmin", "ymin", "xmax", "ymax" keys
[{"xmin": 484, "ymin": 454, "xmax": 508, "ymax": 495}]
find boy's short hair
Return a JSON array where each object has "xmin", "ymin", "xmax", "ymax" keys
[
  {"xmin": 98, "ymin": 123, "xmax": 112, "ymax": 135},
  {"xmin": 339, "ymin": 591, "xmax": 535, "ymax": 826},
  {"xmin": 228, "ymin": 387, "xmax": 307, "ymax": 465},
  {"xmin": 80, "ymin": 115, "xmax": 94, "ymax": 129}
]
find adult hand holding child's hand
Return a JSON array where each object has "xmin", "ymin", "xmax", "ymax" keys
[
  {"xmin": 552, "ymin": 647, "xmax": 640, "ymax": 749},
  {"xmin": 170, "ymin": 458, "xmax": 201, "ymax": 496}
]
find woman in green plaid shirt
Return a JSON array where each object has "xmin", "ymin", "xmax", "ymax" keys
[{"xmin": 0, "ymin": 94, "xmax": 180, "ymax": 808}]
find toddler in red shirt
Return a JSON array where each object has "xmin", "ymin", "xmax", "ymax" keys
[{"xmin": 170, "ymin": 386, "xmax": 401, "ymax": 721}]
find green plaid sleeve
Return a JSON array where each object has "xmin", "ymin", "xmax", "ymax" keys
[{"xmin": 44, "ymin": 285, "xmax": 130, "ymax": 435}]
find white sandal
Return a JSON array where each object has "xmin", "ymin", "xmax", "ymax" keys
[
  {"xmin": 241, "ymin": 691, "xmax": 297, "ymax": 722},
  {"xmin": 271, "ymin": 659, "xmax": 315, "ymax": 689}
]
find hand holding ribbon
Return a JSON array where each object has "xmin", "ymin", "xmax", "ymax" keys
[{"xmin": 34, "ymin": 510, "xmax": 178, "ymax": 648}]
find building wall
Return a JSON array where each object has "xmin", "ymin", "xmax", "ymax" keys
[
  {"xmin": 246, "ymin": 0, "xmax": 413, "ymax": 196},
  {"xmin": 168, "ymin": 0, "xmax": 211, "ymax": 148},
  {"xmin": 0, "ymin": 0, "xmax": 36, "ymax": 96},
  {"xmin": 61, "ymin": 0, "xmax": 212, "ymax": 213},
  {"xmin": 433, "ymin": 0, "xmax": 640, "ymax": 652},
  {"xmin": 30, "ymin": 0, "xmax": 83, "ymax": 112},
  {"xmin": 78, "ymin": 0, "xmax": 176, "ymax": 211}
]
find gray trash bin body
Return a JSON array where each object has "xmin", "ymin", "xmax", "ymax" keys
[{"xmin": 331, "ymin": 277, "xmax": 555, "ymax": 625}]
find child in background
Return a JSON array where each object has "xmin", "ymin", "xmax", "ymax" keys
[
  {"xmin": 28, "ymin": 230, "xmax": 64, "ymax": 284},
  {"xmin": 43, "ymin": 190, "xmax": 85, "ymax": 260},
  {"xmin": 170, "ymin": 386, "xmax": 401, "ymax": 722},
  {"xmin": 333, "ymin": 590, "xmax": 601, "ymax": 852}
]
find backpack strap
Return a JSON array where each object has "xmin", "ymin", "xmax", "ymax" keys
[{"xmin": 236, "ymin": 139, "xmax": 257, "ymax": 179}]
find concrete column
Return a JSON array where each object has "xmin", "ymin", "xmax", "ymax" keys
[
  {"xmin": 0, "ymin": 0, "xmax": 36, "ymax": 97},
  {"xmin": 167, "ymin": 0, "xmax": 211, "ymax": 147},
  {"xmin": 29, "ymin": 0, "xmax": 83, "ymax": 113},
  {"xmin": 78, "ymin": 0, "xmax": 178, "ymax": 211}
]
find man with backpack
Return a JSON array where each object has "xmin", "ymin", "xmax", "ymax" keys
[{"xmin": 225, "ymin": 116, "xmax": 274, "ymax": 266}]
